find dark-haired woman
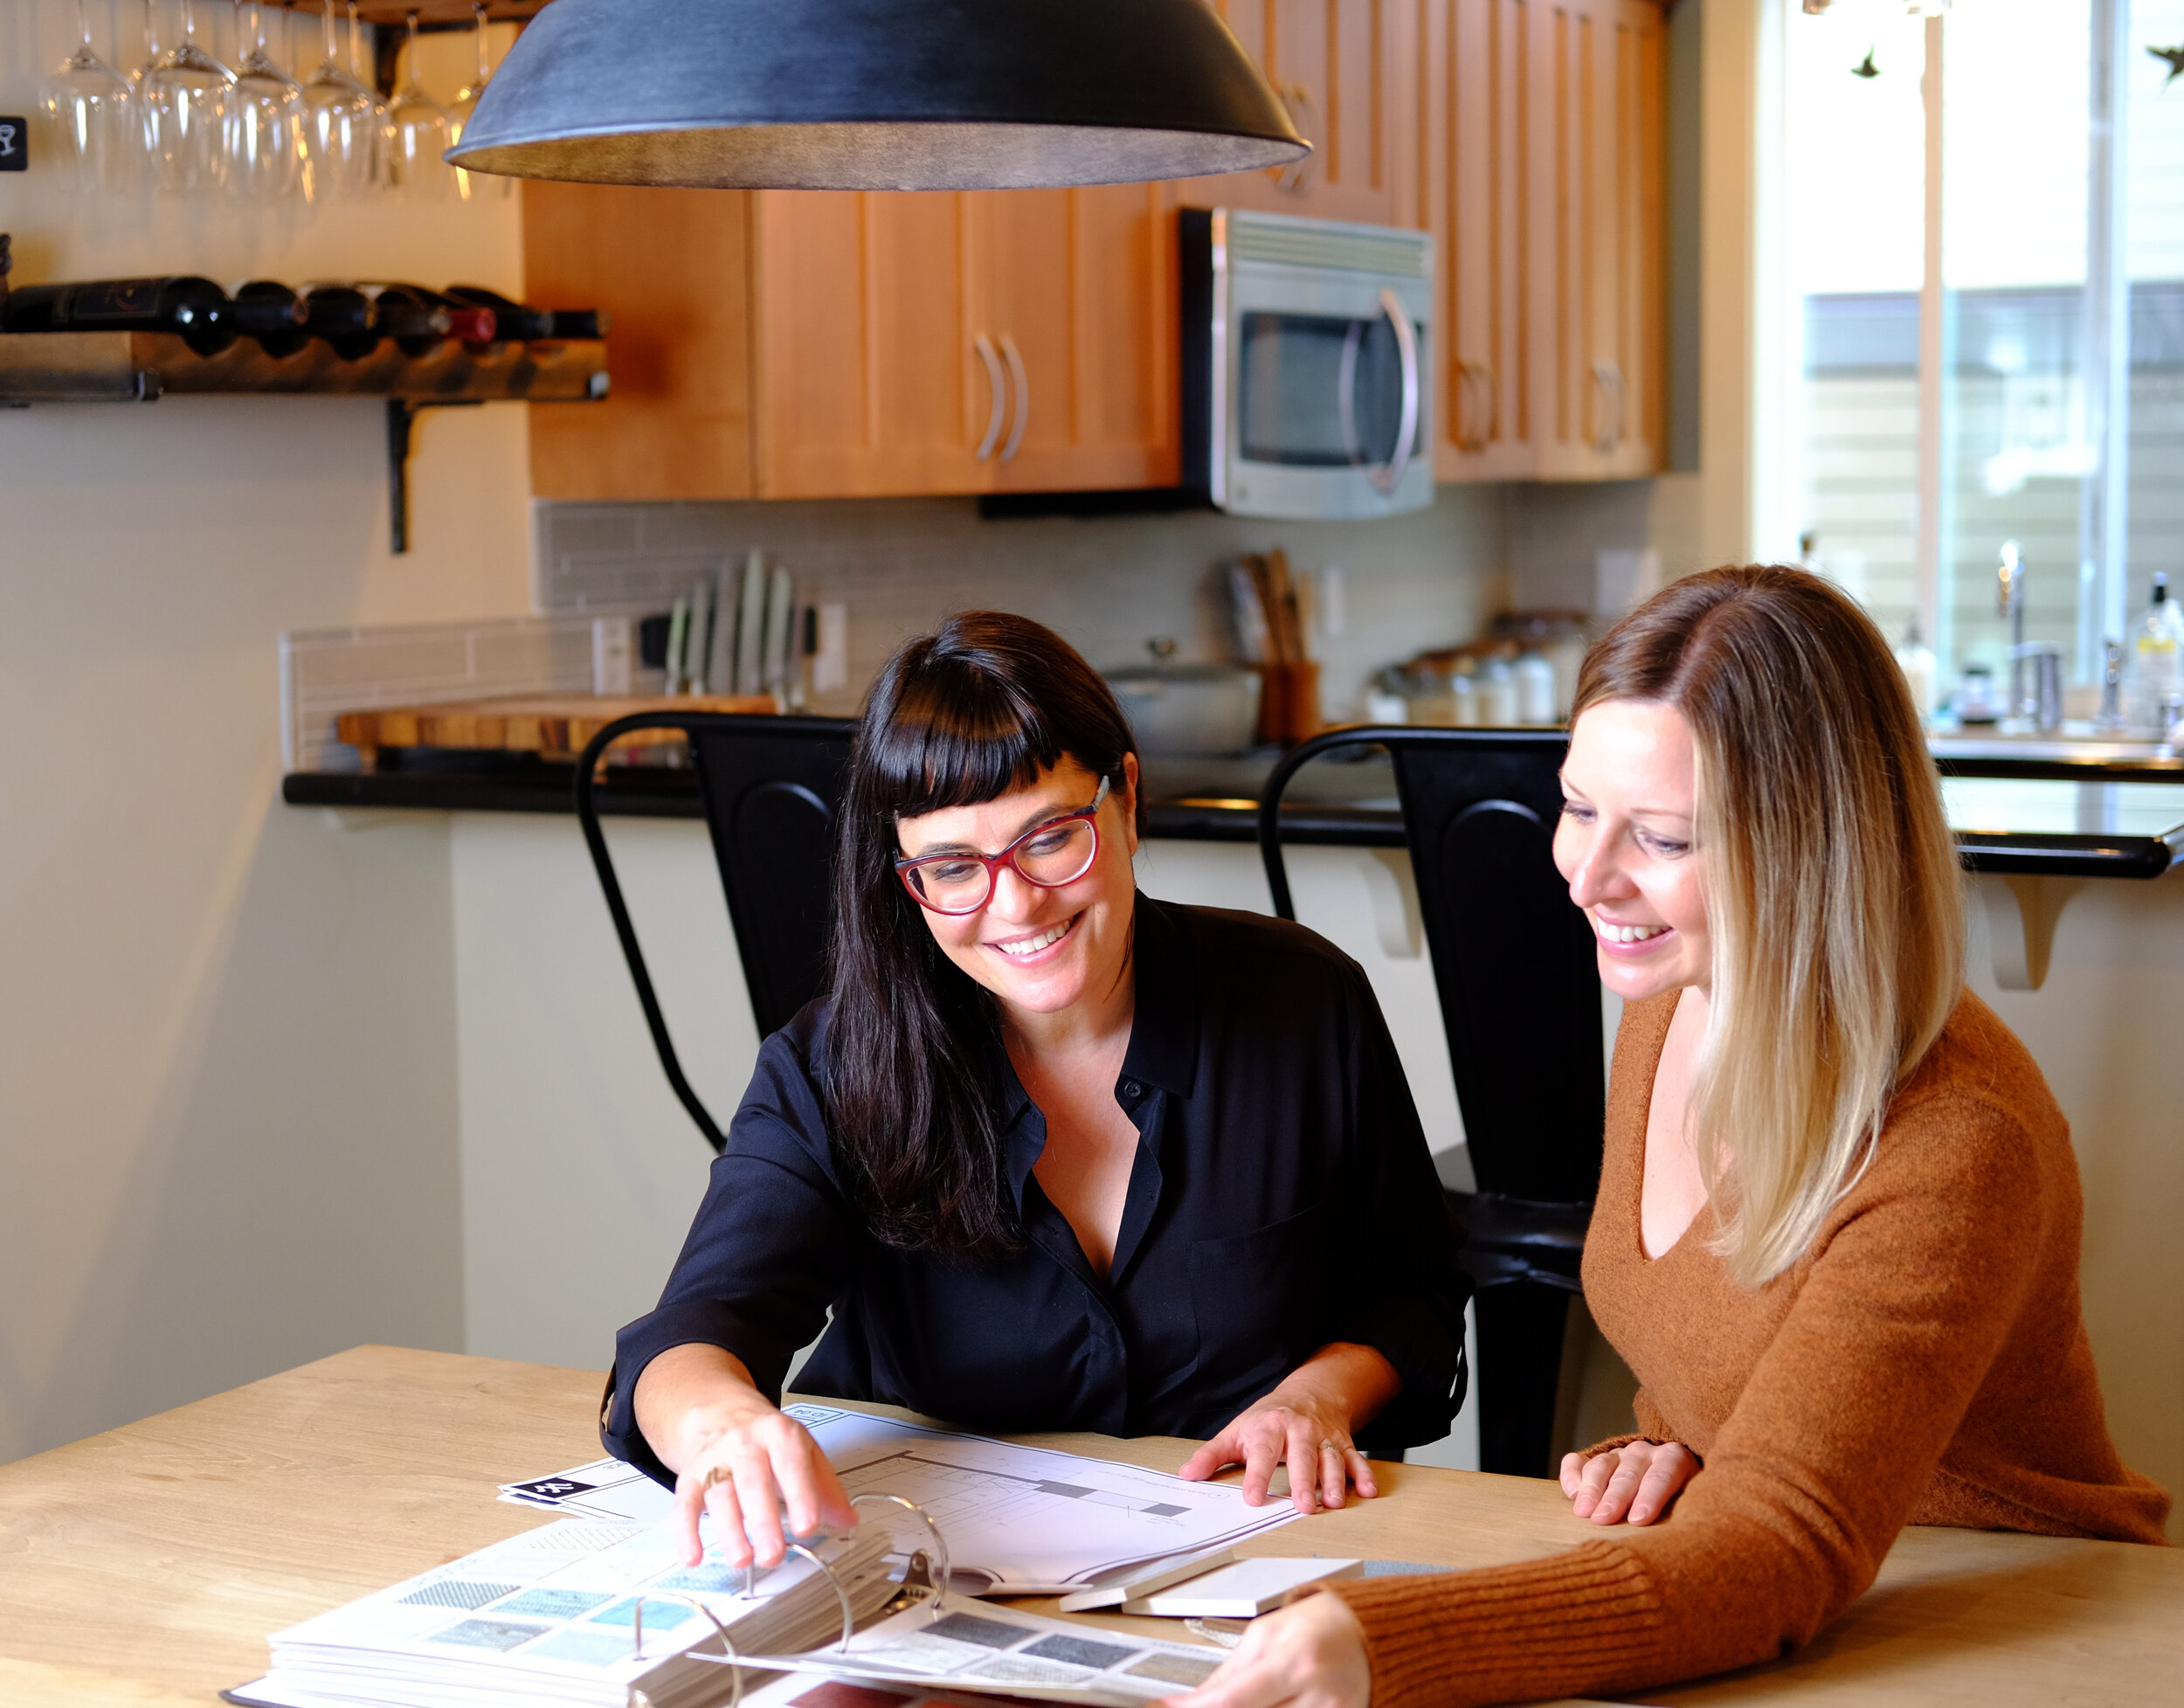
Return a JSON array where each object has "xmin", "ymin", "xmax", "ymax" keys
[{"xmin": 602, "ymin": 612, "xmax": 1467, "ymax": 1569}]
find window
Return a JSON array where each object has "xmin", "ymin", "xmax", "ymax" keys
[{"xmin": 1777, "ymin": 0, "xmax": 2184, "ymax": 709}]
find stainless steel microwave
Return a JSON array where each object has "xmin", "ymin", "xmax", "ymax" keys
[{"xmin": 1180, "ymin": 207, "xmax": 1434, "ymax": 520}]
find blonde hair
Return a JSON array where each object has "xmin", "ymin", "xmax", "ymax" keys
[{"xmin": 1573, "ymin": 566, "xmax": 1965, "ymax": 1286}]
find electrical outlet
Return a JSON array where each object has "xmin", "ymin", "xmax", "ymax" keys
[{"xmin": 591, "ymin": 616, "xmax": 632, "ymax": 695}]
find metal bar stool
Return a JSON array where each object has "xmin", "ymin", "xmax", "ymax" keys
[
  {"xmin": 574, "ymin": 713, "xmax": 857, "ymax": 1151},
  {"xmin": 1258, "ymin": 726, "xmax": 1604, "ymax": 1476}
]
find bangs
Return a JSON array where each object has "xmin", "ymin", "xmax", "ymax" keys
[{"xmin": 867, "ymin": 665, "xmax": 1068, "ymax": 819}]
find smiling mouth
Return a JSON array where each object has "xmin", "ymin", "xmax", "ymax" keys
[
  {"xmin": 1594, "ymin": 917, "xmax": 1670, "ymax": 945},
  {"xmin": 990, "ymin": 914, "xmax": 1079, "ymax": 958}
]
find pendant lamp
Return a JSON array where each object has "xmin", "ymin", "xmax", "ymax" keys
[{"xmin": 446, "ymin": 0, "xmax": 1309, "ymax": 191}]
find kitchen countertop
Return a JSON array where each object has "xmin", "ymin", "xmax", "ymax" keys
[{"xmin": 282, "ymin": 746, "xmax": 2184, "ymax": 879}]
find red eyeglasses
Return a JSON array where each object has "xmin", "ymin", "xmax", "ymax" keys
[{"xmin": 895, "ymin": 776, "xmax": 1111, "ymax": 915}]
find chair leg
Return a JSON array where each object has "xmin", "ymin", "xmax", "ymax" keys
[{"xmin": 1475, "ymin": 1281, "xmax": 1574, "ymax": 1477}]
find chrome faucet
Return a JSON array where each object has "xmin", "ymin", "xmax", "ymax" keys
[{"xmin": 1997, "ymin": 541, "xmax": 2028, "ymax": 717}]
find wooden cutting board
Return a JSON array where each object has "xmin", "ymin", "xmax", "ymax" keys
[{"xmin": 336, "ymin": 694, "xmax": 779, "ymax": 767}]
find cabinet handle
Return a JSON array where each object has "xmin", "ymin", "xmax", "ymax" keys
[
  {"xmin": 1368, "ymin": 288, "xmax": 1420, "ymax": 496},
  {"xmin": 1591, "ymin": 359, "xmax": 1625, "ymax": 454},
  {"xmin": 973, "ymin": 333, "xmax": 1006, "ymax": 460},
  {"xmin": 1455, "ymin": 359, "xmax": 1495, "ymax": 454},
  {"xmin": 999, "ymin": 332, "xmax": 1029, "ymax": 463}
]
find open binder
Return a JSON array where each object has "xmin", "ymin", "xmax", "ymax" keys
[{"xmin": 227, "ymin": 1492, "xmax": 1229, "ymax": 1708}]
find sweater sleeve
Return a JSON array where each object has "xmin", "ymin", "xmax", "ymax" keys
[{"xmin": 1329, "ymin": 1089, "xmax": 2049, "ymax": 1708}]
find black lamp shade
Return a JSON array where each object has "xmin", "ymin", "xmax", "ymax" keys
[{"xmin": 447, "ymin": 0, "xmax": 1310, "ymax": 190}]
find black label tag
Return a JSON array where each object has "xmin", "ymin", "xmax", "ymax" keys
[
  {"xmin": 70, "ymin": 280, "xmax": 163, "ymax": 319},
  {"xmin": 0, "ymin": 120, "xmax": 26, "ymax": 170}
]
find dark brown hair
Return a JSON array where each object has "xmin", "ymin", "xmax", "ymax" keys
[{"xmin": 825, "ymin": 611, "xmax": 1140, "ymax": 1260}]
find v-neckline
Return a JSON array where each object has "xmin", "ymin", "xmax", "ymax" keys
[{"xmin": 1632, "ymin": 988, "xmax": 1706, "ymax": 1264}]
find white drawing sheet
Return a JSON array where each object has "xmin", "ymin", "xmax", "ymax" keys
[
  {"xmin": 501, "ymin": 1406, "xmax": 1300, "ymax": 1595},
  {"xmin": 789, "ymin": 1405, "xmax": 1299, "ymax": 1593}
]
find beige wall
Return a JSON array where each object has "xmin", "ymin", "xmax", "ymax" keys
[{"xmin": 0, "ymin": 4, "xmax": 532, "ymax": 1462}]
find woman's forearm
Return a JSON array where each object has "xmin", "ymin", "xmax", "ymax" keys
[
  {"xmin": 1273, "ymin": 1341, "xmax": 1404, "ymax": 1434},
  {"xmin": 631, "ymin": 1342, "xmax": 774, "ymax": 1474}
]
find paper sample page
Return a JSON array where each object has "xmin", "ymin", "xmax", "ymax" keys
[{"xmin": 739, "ymin": 1592, "xmax": 1230, "ymax": 1705}]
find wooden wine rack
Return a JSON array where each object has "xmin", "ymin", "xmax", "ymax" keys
[{"xmin": 0, "ymin": 328, "xmax": 605, "ymax": 404}]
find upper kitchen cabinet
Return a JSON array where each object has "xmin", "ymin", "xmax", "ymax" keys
[
  {"xmin": 525, "ymin": 183, "xmax": 757, "ymax": 501},
  {"xmin": 1170, "ymin": 0, "xmax": 1421, "ymax": 230},
  {"xmin": 1535, "ymin": 0, "xmax": 1664, "ymax": 479},
  {"xmin": 1427, "ymin": 0, "xmax": 1536, "ymax": 479},
  {"xmin": 1427, "ymin": 0, "xmax": 1664, "ymax": 482},
  {"xmin": 750, "ymin": 190, "xmax": 988, "ymax": 497},
  {"xmin": 528, "ymin": 183, "xmax": 1177, "ymax": 500},
  {"xmin": 966, "ymin": 185, "xmax": 1181, "ymax": 494}
]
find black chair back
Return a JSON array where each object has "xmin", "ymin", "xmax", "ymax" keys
[
  {"xmin": 1259, "ymin": 726, "xmax": 1604, "ymax": 1474},
  {"xmin": 574, "ymin": 713, "xmax": 857, "ymax": 1152}
]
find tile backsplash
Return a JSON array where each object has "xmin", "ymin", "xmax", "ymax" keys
[
  {"xmin": 533, "ymin": 490, "xmax": 1514, "ymax": 719},
  {"xmin": 280, "ymin": 614, "xmax": 605, "ymax": 772}
]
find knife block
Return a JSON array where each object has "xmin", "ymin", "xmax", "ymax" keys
[{"xmin": 1253, "ymin": 660, "xmax": 1322, "ymax": 747}]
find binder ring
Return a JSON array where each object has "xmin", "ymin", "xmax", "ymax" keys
[
  {"xmin": 624, "ymin": 1590, "xmax": 743, "ymax": 1708},
  {"xmin": 786, "ymin": 1540, "xmax": 858, "ymax": 1651},
  {"xmin": 851, "ymin": 1491, "xmax": 951, "ymax": 1619}
]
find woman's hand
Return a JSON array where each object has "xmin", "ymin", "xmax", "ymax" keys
[
  {"xmin": 1559, "ymin": 1439, "xmax": 1700, "ymax": 1525},
  {"xmin": 1177, "ymin": 1343, "xmax": 1400, "ymax": 1514},
  {"xmin": 634, "ymin": 1344, "xmax": 859, "ymax": 1567},
  {"xmin": 1160, "ymin": 1591, "xmax": 1371, "ymax": 1708}
]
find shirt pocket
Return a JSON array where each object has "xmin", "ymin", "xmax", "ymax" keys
[{"xmin": 1186, "ymin": 1202, "xmax": 1331, "ymax": 1395}]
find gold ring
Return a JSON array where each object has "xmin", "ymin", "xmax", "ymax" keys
[{"xmin": 702, "ymin": 1464, "xmax": 733, "ymax": 1491}]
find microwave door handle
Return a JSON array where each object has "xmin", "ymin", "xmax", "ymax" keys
[
  {"xmin": 1370, "ymin": 287, "xmax": 1420, "ymax": 495},
  {"xmin": 973, "ymin": 334, "xmax": 1006, "ymax": 461}
]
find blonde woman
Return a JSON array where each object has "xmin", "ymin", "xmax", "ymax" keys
[{"xmin": 1171, "ymin": 566, "xmax": 2168, "ymax": 1708}]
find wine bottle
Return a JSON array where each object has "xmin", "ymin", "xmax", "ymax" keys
[
  {"xmin": 360, "ymin": 284, "xmax": 496, "ymax": 356},
  {"xmin": 2, "ymin": 276, "xmax": 238, "ymax": 357},
  {"xmin": 444, "ymin": 285, "xmax": 604, "ymax": 342},
  {"xmin": 301, "ymin": 285, "xmax": 380, "ymax": 362},
  {"xmin": 229, "ymin": 280, "xmax": 312, "ymax": 359}
]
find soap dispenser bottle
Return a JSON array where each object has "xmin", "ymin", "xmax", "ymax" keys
[{"xmin": 2127, "ymin": 572, "xmax": 2184, "ymax": 734}]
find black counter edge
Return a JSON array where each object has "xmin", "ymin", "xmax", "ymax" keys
[{"xmin": 282, "ymin": 771, "xmax": 2183, "ymax": 875}]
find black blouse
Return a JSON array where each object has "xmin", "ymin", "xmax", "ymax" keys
[{"xmin": 602, "ymin": 896, "xmax": 1469, "ymax": 1482}]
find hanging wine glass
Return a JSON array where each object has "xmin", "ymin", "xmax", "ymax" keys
[
  {"xmin": 141, "ymin": 0, "xmax": 232, "ymax": 194},
  {"xmin": 42, "ymin": 0, "xmax": 135, "ymax": 193},
  {"xmin": 223, "ymin": 1, "xmax": 304, "ymax": 201},
  {"xmin": 347, "ymin": 0, "xmax": 395, "ymax": 190},
  {"xmin": 129, "ymin": 0, "xmax": 162, "ymax": 94},
  {"xmin": 385, "ymin": 10, "xmax": 451, "ymax": 200},
  {"xmin": 300, "ymin": 0, "xmax": 374, "ymax": 201},
  {"xmin": 446, "ymin": 3, "xmax": 508, "ymax": 201}
]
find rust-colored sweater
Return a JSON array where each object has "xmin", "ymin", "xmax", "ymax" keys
[{"xmin": 1329, "ymin": 989, "xmax": 2169, "ymax": 1708}]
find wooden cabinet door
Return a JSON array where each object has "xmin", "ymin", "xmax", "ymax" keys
[
  {"xmin": 971, "ymin": 184, "xmax": 1180, "ymax": 493},
  {"xmin": 1532, "ymin": 0, "xmax": 1662, "ymax": 479},
  {"xmin": 523, "ymin": 183, "xmax": 755, "ymax": 501},
  {"xmin": 1431, "ymin": 0, "xmax": 1539, "ymax": 480},
  {"xmin": 1169, "ymin": 0, "xmax": 1419, "ymax": 229},
  {"xmin": 750, "ymin": 190, "xmax": 998, "ymax": 498}
]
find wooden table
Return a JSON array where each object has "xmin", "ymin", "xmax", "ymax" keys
[{"xmin": 0, "ymin": 1347, "xmax": 2176, "ymax": 1707}]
